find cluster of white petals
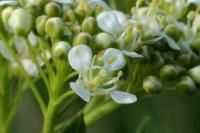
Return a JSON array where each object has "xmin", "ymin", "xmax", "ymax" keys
[{"xmin": 68, "ymin": 44, "xmax": 140, "ymax": 104}]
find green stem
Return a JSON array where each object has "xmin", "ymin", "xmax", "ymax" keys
[
  {"xmin": 42, "ymin": 102, "xmax": 58, "ymax": 133},
  {"xmin": 84, "ymin": 102, "xmax": 119, "ymax": 126}
]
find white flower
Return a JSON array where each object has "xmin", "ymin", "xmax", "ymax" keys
[
  {"xmin": 0, "ymin": 0, "xmax": 18, "ymax": 6},
  {"xmin": 97, "ymin": 11, "xmax": 127, "ymax": 37},
  {"xmin": 68, "ymin": 44, "xmax": 92, "ymax": 73},
  {"xmin": 68, "ymin": 45, "xmax": 137, "ymax": 104}
]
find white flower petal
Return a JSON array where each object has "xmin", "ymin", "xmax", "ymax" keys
[
  {"xmin": 121, "ymin": 50, "xmax": 143, "ymax": 58},
  {"xmin": 110, "ymin": 90, "xmax": 137, "ymax": 104},
  {"xmin": 0, "ymin": 40, "xmax": 13, "ymax": 61},
  {"xmin": 28, "ymin": 32, "xmax": 38, "ymax": 47},
  {"xmin": 112, "ymin": 11, "xmax": 127, "ymax": 27},
  {"xmin": 21, "ymin": 59, "xmax": 39, "ymax": 77},
  {"xmin": 0, "ymin": 0, "xmax": 17, "ymax": 6},
  {"xmin": 97, "ymin": 11, "xmax": 121, "ymax": 36},
  {"xmin": 70, "ymin": 82, "xmax": 91, "ymax": 102},
  {"xmin": 68, "ymin": 44, "xmax": 92, "ymax": 72},
  {"xmin": 88, "ymin": 0, "xmax": 110, "ymax": 11},
  {"xmin": 103, "ymin": 48, "xmax": 126, "ymax": 72}
]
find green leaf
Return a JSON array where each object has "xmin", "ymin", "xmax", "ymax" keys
[{"xmin": 59, "ymin": 112, "xmax": 87, "ymax": 133}]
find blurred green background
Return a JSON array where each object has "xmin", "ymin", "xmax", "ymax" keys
[
  {"xmin": 12, "ymin": 91, "xmax": 200, "ymax": 133},
  {"xmin": 9, "ymin": 0, "xmax": 200, "ymax": 133}
]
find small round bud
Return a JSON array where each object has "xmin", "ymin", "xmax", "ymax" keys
[
  {"xmin": 73, "ymin": 32, "xmax": 92, "ymax": 45},
  {"xmin": 45, "ymin": 17, "xmax": 64, "ymax": 39},
  {"xmin": 95, "ymin": 32, "xmax": 114, "ymax": 49},
  {"xmin": 72, "ymin": 24, "xmax": 82, "ymax": 34},
  {"xmin": 160, "ymin": 65, "xmax": 181, "ymax": 80},
  {"xmin": 191, "ymin": 38, "xmax": 200, "ymax": 51},
  {"xmin": 176, "ymin": 76, "xmax": 196, "ymax": 94},
  {"xmin": 36, "ymin": 15, "xmax": 49, "ymax": 36},
  {"xmin": 1, "ymin": 7, "xmax": 15, "ymax": 31},
  {"xmin": 188, "ymin": 65, "xmax": 200, "ymax": 85},
  {"xmin": 82, "ymin": 17, "xmax": 97, "ymax": 34},
  {"xmin": 45, "ymin": 2, "xmax": 61, "ymax": 17},
  {"xmin": 75, "ymin": 0, "xmax": 89, "ymax": 20},
  {"xmin": 143, "ymin": 76, "xmax": 162, "ymax": 94},
  {"xmin": 187, "ymin": 11, "xmax": 196, "ymax": 21},
  {"xmin": 164, "ymin": 24, "xmax": 182, "ymax": 41},
  {"xmin": 9, "ymin": 8, "xmax": 33, "ymax": 36},
  {"xmin": 177, "ymin": 52, "xmax": 194, "ymax": 67},
  {"xmin": 94, "ymin": 5, "xmax": 104, "ymax": 16},
  {"xmin": 53, "ymin": 41, "xmax": 71, "ymax": 58},
  {"xmin": 62, "ymin": 9, "xmax": 75, "ymax": 22},
  {"xmin": 25, "ymin": 3, "xmax": 41, "ymax": 16}
]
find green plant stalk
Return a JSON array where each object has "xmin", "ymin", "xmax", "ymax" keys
[{"xmin": 42, "ymin": 101, "xmax": 58, "ymax": 133}]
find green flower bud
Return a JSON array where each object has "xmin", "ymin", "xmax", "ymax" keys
[
  {"xmin": 122, "ymin": 23, "xmax": 134, "ymax": 47},
  {"xmin": 177, "ymin": 52, "xmax": 195, "ymax": 67},
  {"xmin": 188, "ymin": 65, "xmax": 200, "ymax": 85},
  {"xmin": 45, "ymin": 2, "xmax": 61, "ymax": 17},
  {"xmin": 160, "ymin": 65, "xmax": 182, "ymax": 80},
  {"xmin": 62, "ymin": 9, "xmax": 75, "ymax": 22},
  {"xmin": 36, "ymin": 15, "xmax": 48, "ymax": 36},
  {"xmin": 164, "ymin": 24, "xmax": 182, "ymax": 41},
  {"xmin": 72, "ymin": 24, "xmax": 82, "ymax": 34},
  {"xmin": 191, "ymin": 38, "xmax": 200, "ymax": 51},
  {"xmin": 73, "ymin": 32, "xmax": 92, "ymax": 45},
  {"xmin": 45, "ymin": 17, "xmax": 64, "ymax": 39},
  {"xmin": 9, "ymin": 8, "xmax": 33, "ymax": 36},
  {"xmin": 1, "ymin": 7, "xmax": 15, "ymax": 31},
  {"xmin": 143, "ymin": 76, "xmax": 162, "ymax": 94},
  {"xmin": 176, "ymin": 76, "xmax": 196, "ymax": 94},
  {"xmin": 95, "ymin": 32, "xmax": 114, "ymax": 49},
  {"xmin": 187, "ymin": 11, "xmax": 196, "ymax": 21},
  {"xmin": 75, "ymin": 0, "xmax": 89, "ymax": 20},
  {"xmin": 82, "ymin": 17, "xmax": 97, "ymax": 34},
  {"xmin": 94, "ymin": 5, "xmax": 104, "ymax": 16},
  {"xmin": 53, "ymin": 41, "xmax": 71, "ymax": 58},
  {"xmin": 25, "ymin": 2, "xmax": 41, "ymax": 16}
]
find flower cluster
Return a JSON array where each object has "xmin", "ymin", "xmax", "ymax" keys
[{"xmin": 0, "ymin": 0, "xmax": 200, "ymax": 132}]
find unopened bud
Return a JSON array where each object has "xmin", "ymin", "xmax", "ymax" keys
[
  {"xmin": 143, "ymin": 76, "xmax": 162, "ymax": 94},
  {"xmin": 9, "ymin": 8, "xmax": 33, "ymax": 36},
  {"xmin": 45, "ymin": 17, "xmax": 64, "ymax": 39},
  {"xmin": 25, "ymin": 3, "xmax": 41, "ymax": 16},
  {"xmin": 82, "ymin": 17, "xmax": 97, "ymax": 34},
  {"xmin": 160, "ymin": 65, "xmax": 182, "ymax": 80},
  {"xmin": 176, "ymin": 76, "xmax": 196, "ymax": 94},
  {"xmin": 164, "ymin": 24, "xmax": 182, "ymax": 41},
  {"xmin": 73, "ymin": 32, "xmax": 92, "ymax": 45},
  {"xmin": 45, "ymin": 2, "xmax": 61, "ymax": 17},
  {"xmin": 188, "ymin": 65, "xmax": 200, "ymax": 85},
  {"xmin": 1, "ymin": 7, "xmax": 15, "ymax": 31},
  {"xmin": 36, "ymin": 15, "xmax": 48, "ymax": 36},
  {"xmin": 62, "ymin": 9, "xmax": 75, "ymax": 22},
  {"xmin": 75, "ymin": 0, "xmax": 89, "ymax": 20},
  {"xmin": 53, "ymin": 41, "xmax": 71, "ymax": 58},
  {"xmin": 95, "ymin": 32, "xmax": 114, "ymax": 49},
  {"xmin": 187, "ymin": 11, "xmax": 196, "ymax": 21}
]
